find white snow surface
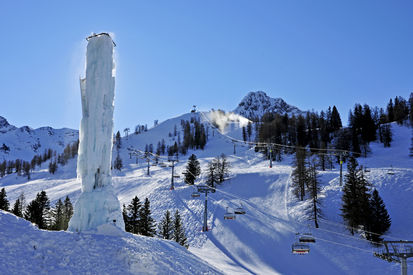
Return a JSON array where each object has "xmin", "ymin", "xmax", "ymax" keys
[
  {"xmin": 0, "ymin": 210, "xmax": 220, "ymax": 274},
  {"xmin": 1, "ymin": 112, "xmax": 412, "ymax": 274},
  {"xmin": 69, "ymin": 33, "xmax": 124, "ymax": 232}
]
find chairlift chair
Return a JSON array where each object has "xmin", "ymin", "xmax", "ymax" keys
[
  {"xmin": 191, "ymin": 191, "xmax": 200, "ymax": 198},
  {"xmin": 159, "ymin": 163, "xmax": 167, "ymax": 167},
  {"xmin": 299, "ymin": 233, "xmax": 316, "ymax": 243},
  {"xmin": 173, "ymin": 175, "xmax": 181, "ymax": 179},
  {"xmin": 234, "ymin": 204, "xmax": 246, "ymax": 215},
  {"xmin": 292, "ymin": 243, "xmax": 310, "ymax": 254},
  {"xmin": 224, "ymin": 207, "xmax": 236, "ymax": 220}
]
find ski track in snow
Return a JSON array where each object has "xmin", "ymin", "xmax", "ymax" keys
[{"xmin": 1, "ymin": 113, "xmax": 412, "ymax": 274}]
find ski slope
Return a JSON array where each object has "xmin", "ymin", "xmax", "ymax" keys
[{"xmin": 1, "ymin": 112, "xmax": 412, "ymax": 274}]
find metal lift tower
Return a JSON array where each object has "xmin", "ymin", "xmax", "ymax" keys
[{"xmin": 374, "ymin": 241, "xmax": 413, "ymax": 275}]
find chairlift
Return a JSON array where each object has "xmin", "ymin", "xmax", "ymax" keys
[
  {"xmin": 234, "ymin": 204, "xmax": 246, "ymax": 215},
  {"xmin": 191, "ymin": 191, "xmax": 200, "ymax": 198},
  {"xmin": 173, "ymin": 175, "xmax": 181, "ymax": 179},
  {"xmin": 159, "ymin": 163, "xmax": 167, "ymax": 167},
  {"xmin": 299, "ymin": 233, "xmax": 316, "ymax": 243},
  {"xmin": 224, "ymin": 207, "xmax": 236, "ymax": 220},
  {"xmin": 292, "ymin": 243, "xmax": 310, "ymax": 254},
  {"xmin": 151, "ymin": 163, "xmax": 157, "ymax": 166}
]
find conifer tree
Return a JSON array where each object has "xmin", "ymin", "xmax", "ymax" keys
[
  {"xmin": 217, "ymin": 154, "xmax": 230, "ymax": 184},
  {"xmin": 291, "ymin": 149, "xmax": 307, "ymax": 201},
  {"xmin": 184, "ymin": 154, "xmax": 201, "ymax": 185},
  {"xmin": 242, "ymin": 127, "xmax": 247, "ymax": 142},
  {"xmin": 139, "ymin": 198, "xmax": 156, "ymax": 237},
  {"xmin": 50, "ymin": 199, "xmax": 65, "ymax": 230},
  {"xmin": 368, "ymin": 189, "xmax": 391, "ymax": 243},
  {"xmin": 115, "ymin": 131, "xmax": 122, "ymax": 149},
  {"xmin": 410, "ymin": 130, "xmax": 413, "ymax": 157},
  {"xmin": 173, "ymin": 210, "xmax": 188, "ymax": 248},
  {"xmin": 158, "ymin": 210, "xmax": 173, "ymax": 240},
  {"xmin": 25, "ymin": 190, "xmax": 50, "ymax": 229},
  {"xmin": 0, "ymin": 188, "xmax": 10, "ymax": 211},
  {"xmin": 307, "ymin": 161, "xmax": 321, "ymax": 228},
  {"xmin": 206, "ymin": 159, "xmax": 218, "ymax": 188},
  {"xmin": 381, "ymin": 124, "xmax": 392, "ymax": 147},
  {"xmin": 114, "ymin": 153, "xmax": 123, "ymax": 171},
  {"xmin": 126, "ymin": 196, "xmax": 142, "ymax": 234},
  {"xmin": 62, "ymin": 196, "xmax": 73, "ymax": 230},
  {"xmin": 330, "ymin": 106, "xmax": 342, "ymax": 132},
  {"xmin": 12, "ymin": 193, "xmax": 25, "ymax": 217},
  {"xmin": 341, "ymin": 157, "xmax": 371, "ymax": 235},
  {"xmin": 122, "ymin": 204, "xmax": 131, "ymax": 232},
  {"xmin": 247, "ymin": 122, "xmax": 252, "ymax": 140}
]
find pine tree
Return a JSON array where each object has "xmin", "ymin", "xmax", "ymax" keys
[
  {"xmin": 291, "ymin": 149, "xmax": 307, "ymax": 201},
  {"xmin": 341, "ymin": 157, "xmax": 371, "ymax": 235},
  {"xmin": 410, "ymin": 129, "xmax": 413, "ymax": 157},
  {"xmin": 184, "ymin": 154, "xmax": 201, "ymax": 185},
  {"xmin": 114, "ymin": 153, "xmax": 123, "ymax": 171},
  {"xmin": 115, "ymin": 131, "xmax": 122, "ymax": 149},
  {"xmin": 173, "ymin": 210, "xmax": 188, "ymax": 248},
  {"xmin": 0, "ymin": 188, "xmax": 10, "ymax": 211},
  {"xmin": 307, "ymin": 161, "xmax": 321, "ymax": 228},
  {"xmin": 381, "ymin": 124, "xmax": 392, "ymax": 147},
  {"xmin": 330, "ymin": 106, "xmax": 342, "ymax": 132},
  {"xmin": 242, "ymin": 126, "xmax": 247, "ymax": 142},
  {"xmin": 368, "ymin": 189, "xmax": 391, "ymax": 243},
  {"xmin": 62, "ymin": 196, "xmax": 73, "ymax": 230},
  {"xmin": 122, "ymin": 204, "xmax": 131, "ymax": 232},
  {"xmin": 25, "ymin": 190, "xmax": 50, "ymax": 229},
  {"xmin": 206, "ymin": 159, "xmax": 218, "ymax": 188},
  {"xmin": 387, "ymin": 99, "xmax": 394, "ymax": 122},
  {"xmin": 48, "ymin": 160, "xmax": 57, "ymax": 174},
  {"xmin": 126, "ymin": 196, "xmax": 142, "ymax": 234},
  {"xmin": 12, "ymin": 193, "xmax": 26, "ymax": 217},
  {"xmin": 50, "ymin": 199, "xmax": 65, "ymax": 230},
  {"xmin": 217, "ymin": 154, "xmax": 230, "ymax": 184},
  {"xmin": 139, "ymin": 198, "xmax": 156, "ymax": 237},
  {"xmin": 247, "ymin": 122, "xmax": 252, "ymax": 141},
  {"xmin": 158, "ymin": 210, "xmax": 173, "ymax": 240}
]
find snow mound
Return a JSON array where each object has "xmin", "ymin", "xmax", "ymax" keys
[{"xmin": 0, "ymin": 210, "xmax": 221, "ymax": 274}]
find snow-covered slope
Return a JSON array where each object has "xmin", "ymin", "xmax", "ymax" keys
[
  {"xmin": 233, "ymin": 91, "xmax": 302, "ymax": 120},
  {"xmin": 0, "ymin": 112, "xmax": 412, "ymax": 274},
  {"xmin": 0, "ymin": 116, "xmax": 78, "ymax": 161},
  {"xmin": 0, "ymin": 210, "xmax": 221, "ymax": 274}
]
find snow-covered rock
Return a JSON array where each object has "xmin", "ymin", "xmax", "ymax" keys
[{"xmin": 233, "ymin": 91, "xmax": 302, "ymax": 120}]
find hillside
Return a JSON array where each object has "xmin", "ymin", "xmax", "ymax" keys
[
  {"xmin": 0, "ymin": 111, "xmax": 412, "ymax": 274},
  {"xmin": 0, "ymin": 116, "xmax": 78, "ymax": 161},
  {"xmin": 0, "ymin": 210, "xmax": 220, "ymax": 274}
]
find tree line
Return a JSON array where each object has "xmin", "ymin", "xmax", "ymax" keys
[
  {"xmin": 0, "ymin": 141, "xmax": 79, "ymax": 178},
  {"xmin": 0, "ymin": 188, "xmax": 73, "ymax": 231},
  {"xmin": 122, "ymin": 196, "xmax": 188, "ymax": 248}
]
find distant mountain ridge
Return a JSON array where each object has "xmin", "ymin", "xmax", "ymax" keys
[
  {"xmin": 0, "ymin": 115, "xmax": 78, "ymax": 161},
  {"xmin": 233, "ymin": 91, "xmax": 302, "ymax": 120}
]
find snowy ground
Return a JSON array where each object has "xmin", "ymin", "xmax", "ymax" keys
[{"xmin": 1, "ymin": 113, "xmax": 412, "ymax": 274}]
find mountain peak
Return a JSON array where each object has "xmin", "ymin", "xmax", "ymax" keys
[
  {"xmin": 233, "ymin": 91, "xmax": 302, "ymax": 120},
  {"xmin": 0, "ymin": 116, "xmax": 17, "ymax": 133}
]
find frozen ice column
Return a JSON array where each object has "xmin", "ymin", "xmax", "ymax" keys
[{"xmin": 69, "ymin": 33, "xmax": 124, "ymax": 232}]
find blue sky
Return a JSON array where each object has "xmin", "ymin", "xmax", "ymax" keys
[{"xmin": 1, "ymin": 1, "xmax": 412, "ymax": 132}]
